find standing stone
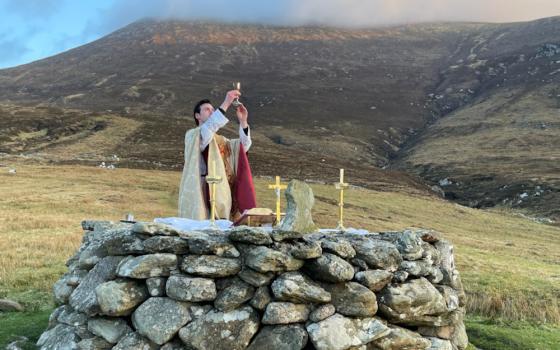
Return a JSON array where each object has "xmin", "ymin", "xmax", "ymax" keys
[
  {"xmin": 95, "ymin": 279, "xmax": 148, "ymax": 316},
  {"xmin": 355, "ymin": 270, "xmax": 393, "ymax": 292},
  {"xmin": 178, "ymin": 306, "xmax": 259, "ymax": 350},
  {"xmin": 271, "ymin": 271, "xmax": 331, "ymax": 303},
  {"xmin": 262, "ymin": 302, "xmax": 311, "ymax": 324},
  {"xmin": 306, "ymin": 314, "xmax": 389, "ymax": 350},
  {"xmin": 87, "ymin": 317, "xmax": 132, "ymax": 344},
  {"xmin": 132, "ymin": 297, "xmax": 192, "ymax": 345},
  {"xmin": 303, "ymin": 253, "xmax": 355, "ymax": 283},
  {"xmin": 324, "ymin": 282, "xmax": 378, "ymax": 317},
  {"xmin": 69, "ymin": 256, "xmax": 124, "ymax": 315},
  {"xmin": 116, "ymin": 254, "xmax": 177, "ymax": 279},
  {"xmin": 166, "ymin": 275, "xmax": 217, "ymax": 302},
  {"xmin": 278, "ymin": 180, "xmax": 317, "ymax": 234},
  {"xmin": 181, "ymin": 255, "xmax": 241, "ymax": 278},
  {"xmin": 247, "ymin": 324, "xmax": 308, "ymax": 350}
]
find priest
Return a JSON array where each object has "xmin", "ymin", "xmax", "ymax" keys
[{"xmin": 178, "ymin": 89, "xmax": 257, "ymax": 220}]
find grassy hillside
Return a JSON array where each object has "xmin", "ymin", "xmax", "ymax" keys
[{"xmin": 0, "ymin": 162, "xmax": 558, "ymax": 348}]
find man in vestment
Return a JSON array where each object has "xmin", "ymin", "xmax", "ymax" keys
[{"xmin": 178, "ymin": 89, "xmax": 257, "ymax": 220}]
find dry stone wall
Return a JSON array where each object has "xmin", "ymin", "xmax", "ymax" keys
[{"xmin": 39, "ymin": 220, "xmax": 468, "ymax": 350}]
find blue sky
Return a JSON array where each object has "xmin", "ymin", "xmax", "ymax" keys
[{"xmin": 1, "ymin": 0, "xmax": 560, "ymax": 69}]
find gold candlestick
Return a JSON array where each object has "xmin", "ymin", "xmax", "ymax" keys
[
  {"xmin": 335, "ymin": 168, "xmax": 349, "ymax": 231},
  {"xmin": 268, "ymin": 176, "xmax": 287, "ymax": 225},
  {"xmin": 206, "ymin": 160, "xmax": 223, "ymax": 228}
]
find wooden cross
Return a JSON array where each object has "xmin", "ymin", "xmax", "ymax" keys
[
  {"xmin": 335, "ymin": 169, "xmax": 349, "ymax": 230},
  {"xmin": 206, "ymin": 160, "xmax": 223, "ymax": 228},
  {"xmin": 268, "ymin": 176, "xmax": 287, "ymax": 224}
]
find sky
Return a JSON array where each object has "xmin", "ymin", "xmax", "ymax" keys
[{"xmin": 1, "ymin": 0, "xmax": 560, "ymax": 69}]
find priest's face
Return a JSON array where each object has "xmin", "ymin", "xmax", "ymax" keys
[{"xmin": 195, "ymin": 103, "xmax": 215, "ymax": 125}]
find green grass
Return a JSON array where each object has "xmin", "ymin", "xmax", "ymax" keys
[
  {"xmin": 0, "ymin": 309, "xmax": 51, "ymax": 349},
  {"xmin": 466, "ymin": 316, "xmax": 560, "ymax": 350},
  {"xmin": 0, "ymin": 162, "xmax": 559, "ymax": 348}
]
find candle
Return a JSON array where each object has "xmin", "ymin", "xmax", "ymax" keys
[{"xmin": 340, "ymin": 168, "xmax": 344, "ymax": 183}]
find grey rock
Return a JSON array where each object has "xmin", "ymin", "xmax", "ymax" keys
[
  {"xmin": 247, "ymin": 324, "xmax": 308, "ymax": 350},
  {"xmin": 367, "ymin": 325, "xmax": 431, "ymax": 350},
  {"xmin": 0, "ymin": 298, "xmax": 24, "ymax": 312},
  {"xmin": 306, "ymin": 314, "xmax": 389, "ymax": 350},
  {"xmin": 400, "ymin": 259, "xmax": 435, "ymax": 277},
  {"xmin": 271, "ymin": 271, "xmax": 331, "ymax": 303},
  {"xmin": 395, "ymin": 230, "xmax": 424, "ymax": 260},
  {"xmin": 214, "ymin": 278, "xmax": 255, "ymax": 312},
  {"xmin": 378, "ymin": 277, "xmax": 448, "ymax": 326},
  {"xmin": 277, "ymin": 180, "xmax": 317, "ymax": 234},
  {"xmin": 178, "ymin": 306, "xmax": 259, "ymax": 350},
  {"xmin": 422, "ymin": 242, "xmax": 442, "ymax": 265},
  {"xmin": 146, "ymin": 277, "xmax": 167, "ymax": 296},
  {"xmin": 417, "ymin": 325, "xmax": 455, "ymax": 340},
  {"xmin": 66, "ymin": 270, "xmax": 88, "ymax": 286},
  {"xmin": 436, "ymin": 285, "xmax": 460, "ymax": 312},
  {"xmin": 143, "ymin": 236, "xmax": 189, "ymax": 254},
  {"xmin": 77, "ymin": 336, "xmax": 112, "ymax": 350},
  {"xmin": 321, "ymin": 238, "xmax": 356, "ymax": 258},
  {"xmin": 112, "ymin": 332, "xmax": 159, "ymax": 350},
  {"xmin": 427, "ymin": 337, "xmax": 453, "ymax": 350},
  {"xmin": 355, "ymin": 270, "xmax": 393, "ymax": 292},
  {"xmin": 351, "ymin": 237, "xmax": 402, "ymax": 272},
  {"xmin": 238, "ymin": 267, "xmax": 275, "ymax": 287},
  {"xmin": 132, "ymin": 297, "xmax": 192, "ymax": 345},
  {"xmin": 244, "ymin": 246, "xmax": 304, "ymax": 273},
  {"xmin": 324, "ymin": 282, "xmax": 378, "ymax": 317},
  {"xmin": 271, "ymin": 230, "xmax": 305, "ymax": 242},
  {"xmin": 418, "ymin": 229, "xmax": 442, "ymax": 243},
  {"xmin": 95, "ymin": 279, "xmax": 148, "ymax": 316},
  {"xmin": 309, "ymin": 304, "xmax": 336, "ymax": 322},
  {"xmin": 179, "ymin": 230, "xmax": 239, "ymax": 257},
  {"xmin": 6, "ymin": 336, "xmax": 30, "ymax": 350},
  {"xmin": 87, "ymin": 317, "xmax": 132, "ymax": 344},
  {"xmin": 53, "ymin": 278, "xmax": 75, "ymax": 305},
  {"xmin": 189, "ymin": 304, "xmax": 213, "ymax": 319},
  {"xmin": 229, "ymin": 226, "xmax": 273, "ymax": 245},
  {"xmin": 392, "ymin": 270, "xmax": 409, "ymax": 283},
  {"xmin": 116, "ymin": 254, "xmax": 177, "ymax": 279},
  {"xmin": 350, "ymin": 258, "xmax": 369, "ymax": 271},
  {"xmin": 166, "ymin": 275, "xmax": 217, "ymax": 302},
  {"xmin": 37, "ymin": 324, "xmax": 79, "ymax": 350},
  {"xmin": 250, "ymin": 286, "xmax": 272, "ymax": 311},
  {"xmin": 161, "ymin": 338, "xmax": 188, "ymax": 350},
  {"xmin": 181, "ymin": 255, "xmax": 241, "ymax": 277},
  {"xmin": 78, "ymin": 228, "xmax": 142, "ymax": 268},
  {"xmin": 262, "ymin": 302, "xmax": 311, "ymax": 324},
  {"xmin": 57, "ymin": 307, "xmax": 87, "ymax": 327},
  {"xmin": 69, "ymin": 256, "xmax": 124, "ymax": 315},
  {"xmin": 287, "ymin": 240, "xmax": 322, "ymax": 259},
  {"xmin": 451, "ymin": 321, "xmax": 469, "ymax": 350},
  {"xmin": 304, "ymin": 253, "xmax": 354, "ymax": 283},
  {"xmin": 81, "ymin": 220, "xmax": 117, "ymax": 232},
  {"xmin": 132, "ymin": 222, "xmax": 179, "ymax": 236}
]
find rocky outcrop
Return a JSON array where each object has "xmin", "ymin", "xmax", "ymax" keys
[{"xmin": 39, "ymin": 220, "xmax": 467, "ymax": 350}]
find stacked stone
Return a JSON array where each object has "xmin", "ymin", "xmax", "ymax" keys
[{"xmin": 39, "ymin": 220, "xmax": 468, "ymax": 350}]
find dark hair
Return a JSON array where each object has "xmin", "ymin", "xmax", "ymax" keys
[{"xmin": 193, "ymin": 99, "xmax": 211, "ymax": 126}]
